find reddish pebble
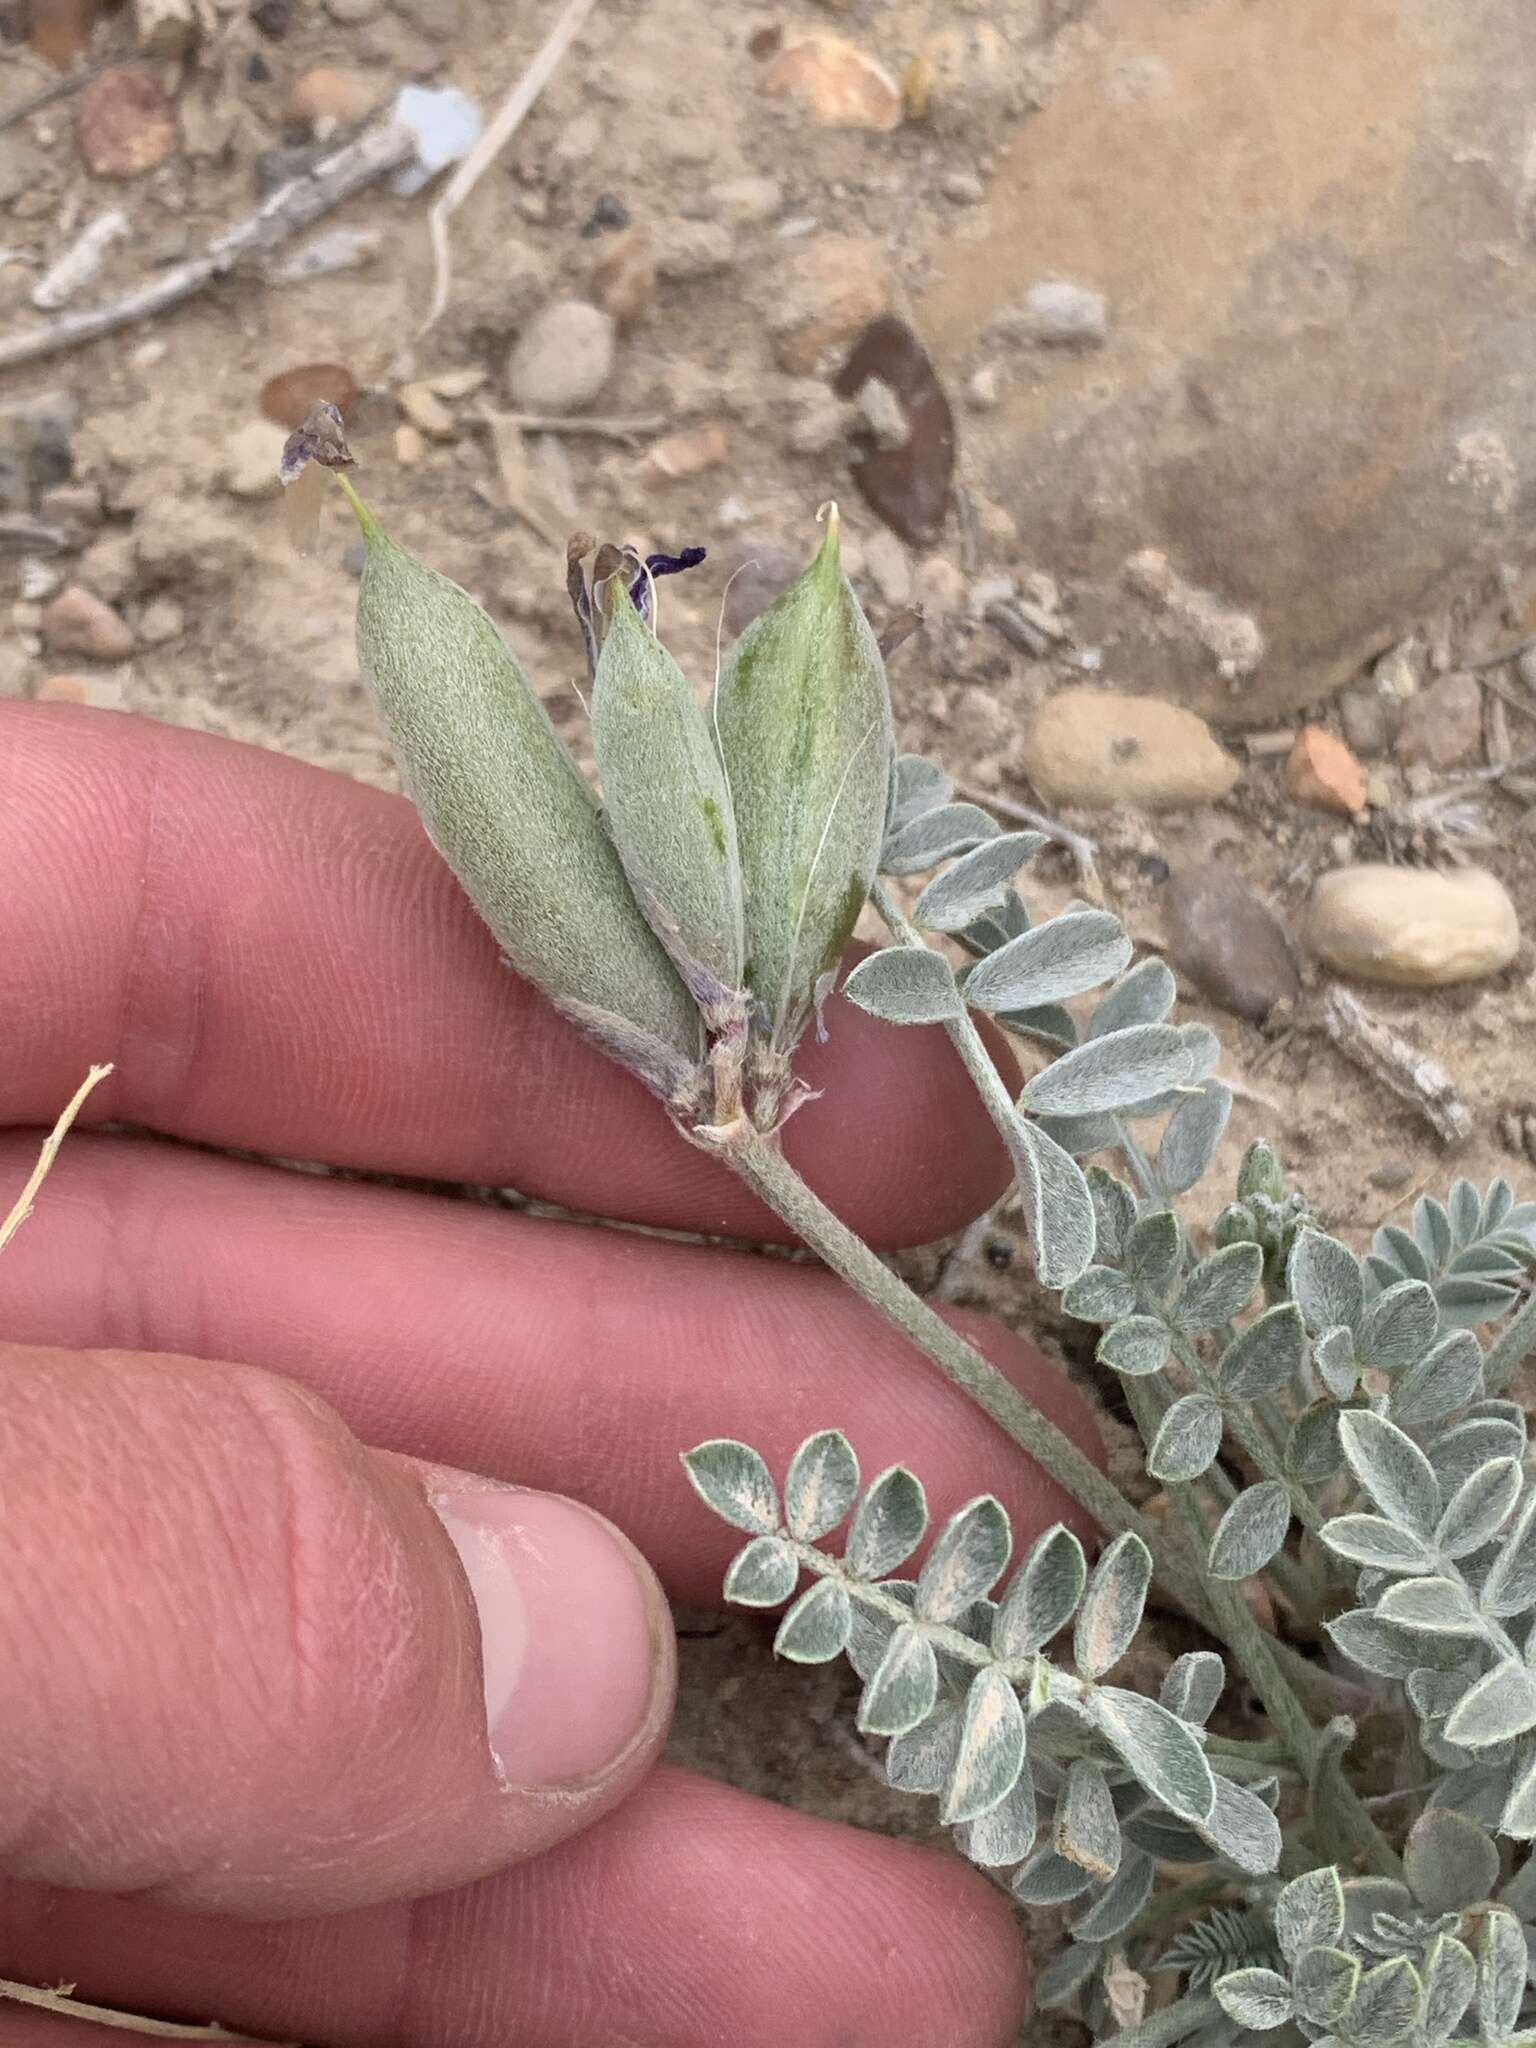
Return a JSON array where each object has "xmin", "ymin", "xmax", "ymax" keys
[
  {"xmin": 260, "ymin": 363, "xmax": 361, "ymax": 428},
  {"xmin": 288, "ymin": 67, "xmax": 376, "ymax": 130},
  {"xmin": 41, "ymin": 585, "xmax": 134, "ymax": 660},
  {"xmin": 1286, "ymin": 724, "xmax": 1367, "ymax": 815},
  {"xmin": 76, "ymin": 67, "xmax": 179, "ymax": 178}
]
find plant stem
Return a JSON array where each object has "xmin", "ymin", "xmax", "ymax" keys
[
  {"xmin": 1103, "ymin": 1994, "xmax": 1220, "ymax": 2048},
  {"xmin": 0, "ymin": 1063, "xmax": 111, "ymax": 1255}
]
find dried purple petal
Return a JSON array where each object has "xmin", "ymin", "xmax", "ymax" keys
[
  {"xmin": 278, "ymin": 400, "xmax": 354, "ymax": 487},
  {"xmin": 833, "ymin": 316, "xmax": 955, "ymax": 547}
]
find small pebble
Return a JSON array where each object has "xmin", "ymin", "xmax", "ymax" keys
[
  {"xmin": 506, "ymin": 299, "xmax": 616, "ymax": 414},
  {"xmin": 1162, "ymin": 862, "xmax": 1302, "ymax": 1024},
  {"xmin": 767, "ymin": 235, "xmax": 891, "ymax": 374},
  {"xmin": 760, "ymin": 31, "xmax": 903, "ymax": 131},
  {"xmin": 41, "ymin": 584, "xmax": 134, "ymax": 660},
  {"xmin": 1337, "ymin": 682, "xmax": 1399, "ymax": 758},
  {"xmin": 965, "ymin": 364, "xmax": 1001, "ymax": 411},
  {"xmin": 1518, "ymin": 646, "xmax": 1536, "ymax": 693},
  {"xmin": 394, "ymin": 423, "xmax": 425, "ymax": 465},
  {"xmin": 76, "ymin": 67, "xmax": 179, "ymax": 178},
  {"xmin": 990, "ymin": 281, "xmax": 1108, "ymax": 349},
  {"xmin": 1285, "ymin": 725, "xmax": 1367, "ymax": 815},
  {"xmin": 782, "ymin": 380, "xmax": 849, "ymax": 457},
  {"xmin": 219, "ymin": 419, "xmax": 288, "ymax": 498},
  {"xmin": 1367, "ymin": 1159, "xmax": 1414, "ymax": 1192},
  {"xmin": 644, "ymin": 424, "xmax": 729, "ymax": 479},
  {"xmin": 288, "ymin": 67, "xmax": 376, "ymax": 132},
  {"xmin": 941, "ymin": 169, "xmax": 986, "ymax": 204},
  {"xmin": 137, "ymin": 596, "xmax": 184, "ymax": 645},
  {"xmin": 579, "ymin": 192, "xmax": 631, "ymax": 237},
  {"xmin": 652, "ymin": 218, "xmax": 736, "ymax": 282},
  {"xmin": 593, "ymin": 225, "xmax": 655, "ymax": 327},
  {"xmin": 863, "ymin": 528, "xmax": 911, "ymax": 608},
  {"xmin": 1027, "ymin": 688, "xmax": 1241, "ymax": 810},
  {"xmin": 19, "ymin": 557, "xmax": 60, "ymax": 601},
  {"xmin": 1395, "ymin": 668, "xmax": 1482, "ymax": 770},
  {"xmin": 397, "ymin": 380, "xmax": 456, "ymax": 439},
  {"xmin": 706, "ymin": 175, "xmax": 783, "ymax": 226},
  {"xmin": 1307, "ymin": 863, "xmax": 1520, "ymax": 988}
]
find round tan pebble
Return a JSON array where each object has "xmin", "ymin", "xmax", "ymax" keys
[
  {"xmin": 506, "ymin": 300, "xmax": 616, "ymax": 415},
  {"xmin": 76, "ymin": 68, "xmax": 179, "ymax": 179},
  {"xmin": 1307, "ymin": 863, "xmax": 1520, "ymax": 987},
  {"xmin": 1027, "ymin": 688, "xmax": 1241, "ymax": 810},
  {"xmin": 761, "ymin": 32, "xmax": 903, "ymax": 131},
  {"xmin": 1286, "ymin": 724, "xmax": 1368, "ymax": 814}
]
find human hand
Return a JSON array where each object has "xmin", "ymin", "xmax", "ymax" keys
[{"xmin": 0, "ymin": 703, "xmax": 1102, "ymax": 2048}]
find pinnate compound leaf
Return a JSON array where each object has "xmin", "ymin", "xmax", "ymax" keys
[
  {"xmin": 1020, "ymin": 1023, "xmax": 1191, "ymax": 1119},
  {"xmin": 1009, "ymin": 1115, "xmax": 1097, "ymax": 1289},
  {"xmin": 964, "ymin": 908, "xmax": 1132, "ymax": 1012},
  {"xmin": 1062, "ymin": 1265, "xmax": 1138, "ymax": 1325},
  {"xmin": 1348, "ymin": 1957, "xmax": 1422, "ymax": 2046},
  {"xmin": 1074, "ymin": 1532, "xmax": 1152, "ymax": 1680},
  {"xmin": 1160, "ymin": 1650, "xmax": 1225, "ymax": 1726},
  {"xmin": 881, "ymin": 800, "xmax": 998, "ymax": 874},
  {"xmin": 1055, "ymin": 1758, "xmax": 1122, "ymax": 1879},
  {"xmin": 842, "ymin": 945, "xmax": 962, "ymax": 1025},
  {"xmin": 723, "ymin": 1536, "xmax": 799, "ymax": 1606},
  {"xmin": 1159, "ymin": 1081, "xmax": 1233, "ymax": 1197},
  {"xmin": 916, "ymin": 1496, "xmax": 1011, "ymax": 1622},
  {"xmin": 774, "ymin": 1577, "xmax": 853, "ymax": 1662},
  {"xmin": 1479, "ymin": 1908, "xmax": 1527, "ymax": 2036},
  {"xmin": 1320, "ymin": 1514, "xmax": 1435, "ymax": 1573},
  {"xmin": 1275, "ymin": 1866, "xmax": 1346, "ymax": 1962},
  {"xmin": 1404, "ymin": 1808, "xmax": 1501, "ymax": 1914},
  {"xmin": 784, "ymin": 1430, "xmax": 860, "ymax": 1543},
  {"xmin": 1326, "ymin": 1609, "xmax": 1461, "ymax": 1680},
  {"xmin": 1338, "ymin": 1410, "xmax": 1441, "ymax": 1538},
  {"xmin": 1429, "ymin": 1415, "xmax": 1526, "ymax": 1497},
  {"xmin": 1209, "ymin": 1482, "xmax": 1291, "ymax": 1581},
  {"xmin": 1289, "ymin": 1228, "xmax": 1364, "ymax": 1337},
  {"xmin": 1390, "ymin": 1330, "xmax": 1485, "ymax": 1427},
  {"xmin": 1435, "ymin": 1457, "xmax": 1521, "ymax": 1559},
  {"xmin": 1214, "ymin": 1968, "xmax": 1293, "ymax": 2031},
  {"xmin": 1219, "ymin": 1301, "xmax": 1305, "ymax": 1397},
  {"xmin": 683, "ymin": 1439, "xmax": 780, "ymax": 1534},
  {"xmin": 941, "ymin": 1666, "xmax": 1026, "ymax": 1825},
  {"xmin": 913, "ymin": 831, "xmax": 1045, "ymax": 931},
  {"xmin": 1375, "ymin": 1575, "xmax": 1481, "ymax": 1635},
  {"xmin": 856, "ymin": 1624, "xmax": 939, "ymax": 1736},
  {"xmin": 1148, "ymin": 1393, "xmax": 1224, "ymax": 1483},
  {"xmin": 1172, "ymin": 1242, "xmax": 1262, "ymax": 1332},
  {"xmin": 845, "ymin": 1465, "xmax": 928, "ymax": 1579},
  {"xmin": 1442, "ymin": 1661, "xmax": 1536, "ymax": 1750},
  {"xmin": 1069, "ymin": 1844, "xmax": 1155, "ymax": 1943},
  {"xmin": 992, "ymin": 1523, "xmax": 1086, "ymax": 1657},
  {"xmin": 1097, "ymin": 1316, "xmax": 1171, "ymax": 1377},
  {"xmin": 1092, "ymin": 1688, "xmax": 1216, "ymax": 1825}
]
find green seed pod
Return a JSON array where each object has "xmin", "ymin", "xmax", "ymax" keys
[
  {"xmin": 715, "ymin": 507, "xmax": 893, "ymax": 1052},
  {"xmin": 348, "ymin": 492, "xmax": 702, "ymax": 1089},
  {"xmin": 591, "ymin": 570, "xmax": 745, "ymax": 1011}
]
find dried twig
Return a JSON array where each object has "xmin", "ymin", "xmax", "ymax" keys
[
  {"xmin": 961, "ymin": 783, "xmax": 1101, "ymax": 894},
  {"xmin": 498, "ymin": 411, "xmax": 666, "ymax": 441},
  {"xmin": 420, "ymin": 0, "xmax": 599, "ymax": 337},
  {"xmin": 0, "ymin": 1064, "xmax": 112, "ymax": 1257},
  {"xmin": 0, "ymin": 1979, "xmax": 295, "ymax": 2045},
  {"xmin": 1311, "ymin": 985, "xmax": 1472, "ymax": 1147},
  {"xmin": 0, "ymin": 120, "xmax": 415, "ymax": 370}
]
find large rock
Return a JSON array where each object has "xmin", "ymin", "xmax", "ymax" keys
[
  {"xmin": 918, "ymin": 0, "xmax": 1536, "ymax": 724},
  {"xmin": 1027, "ymin": 687, "xmax": 1240, "ymax": 809},
  {"xmin": 1307, "ymin": 864, "xmax": 1520, "ymax": 987}
]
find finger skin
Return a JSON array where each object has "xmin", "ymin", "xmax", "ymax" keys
[
  {"xmin": 0, "ymin": 1342, "xmax": 672, "ymax": 1917},
  {"xmin": 0, "ymin": 1768, "xmax": 1030, "ymax": 2048},
  {"xmin": 0, "ymin": 1135, "xmax": 1105, "ymax": 1599},
  {"xmin": 0, "ymin": 702, "xmax": 1010, "ymax": 1246}
]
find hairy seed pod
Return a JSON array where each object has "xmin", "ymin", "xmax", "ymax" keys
[
  {"xmin": 349, "ymin": 496, "xmax": 702, "ymax": 1085},
  {"xmin": 715, "ymin": 508, "xmax": 893, "ymax": 1052},
  {"xmin": 591, "ymin": 570, "xmax": 745, "ymax": 1011}
]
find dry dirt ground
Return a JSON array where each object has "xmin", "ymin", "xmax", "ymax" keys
[{"xmin": 4, "ymin": 1, "xmax": 1536, "ymax": 2040}]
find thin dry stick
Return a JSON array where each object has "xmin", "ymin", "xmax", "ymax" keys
[
  {"xmin": 0, "ymin": 1979, "xmax": 296, "ymax": 2045},
  {"xmin": 1312, "ymin": 985, "xmax": 1472, "ymax": 1147},
  {"xmin": 500, "ymin": 411, "xmax": 667, "ymax": 440},
  {"xmin": 0, "ymin": 121, "xmax": 415, "ymax": 370},
  {"xmin": 0, "ymin": 1063, "xmax": 111, "ymax": 1256},
  {"xmin": 420, "ymin": 0, "xmax": 600, "ymax": 337},
  {"xmin": 960, "ymin": 783, "xmax": 1101, "ymax": 892}
]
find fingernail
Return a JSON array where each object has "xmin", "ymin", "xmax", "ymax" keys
[{"xmin": 430, "ymin": 1489, "xmax": 661, "ymax": 1787}]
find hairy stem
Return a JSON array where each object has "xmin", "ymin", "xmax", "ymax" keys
[{"xmin": 1104, "ymin": 1994, "xmax": 1220, "ymax": 2048}]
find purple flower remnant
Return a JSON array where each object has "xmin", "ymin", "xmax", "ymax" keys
[{"xmin": 630, "ymin": 546, "xmax": 707, "ymax": 621}]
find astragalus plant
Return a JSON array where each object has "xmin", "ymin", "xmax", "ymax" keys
[{"xmin": 299, "ymin": 412, "xmax": 1536, "ymax": 2048}]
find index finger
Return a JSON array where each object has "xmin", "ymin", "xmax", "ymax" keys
[{"xmin": 0, "ymin": 704, "xmax": 1011, "ymax": 1244}]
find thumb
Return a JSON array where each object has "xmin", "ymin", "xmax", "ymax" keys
[{"xmin": 0, "ymin": 1341, "xmax": 673, "ymax": 1917}]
